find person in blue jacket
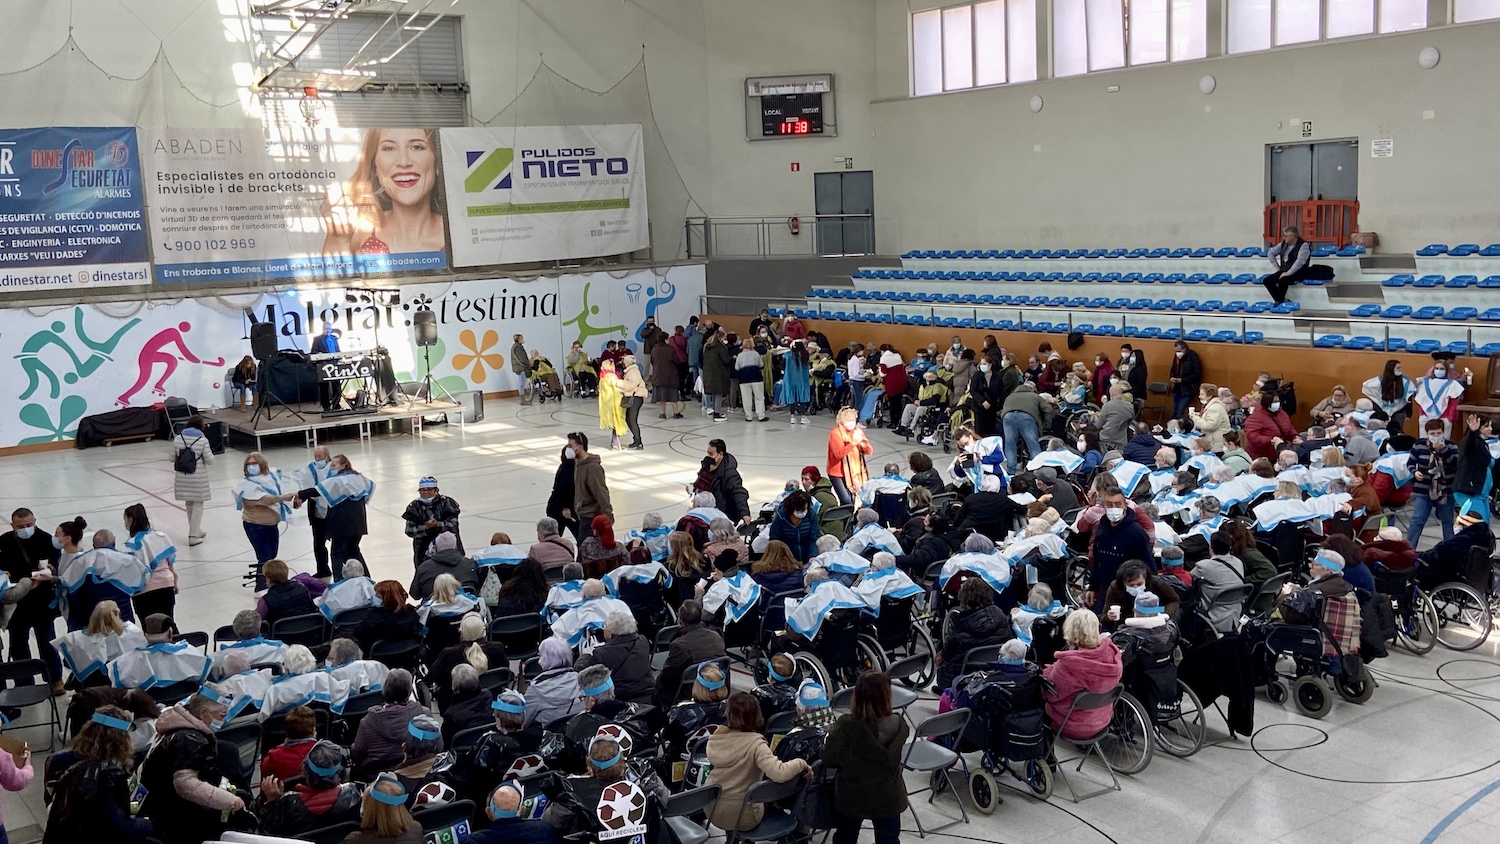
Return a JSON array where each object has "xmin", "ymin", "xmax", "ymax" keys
[{"xmin": 768, "ymin": 491, "xmax": 820, "ymax": 563}]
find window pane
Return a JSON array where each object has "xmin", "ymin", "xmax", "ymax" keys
[
  {"xmin": 1009, "ymin": 0, "xmax": 1039, "ymax": 81},
  {"xmin": 974, "ymin": 1, "xmax": 1008, "ymax": 85},
  {"xmin": 1130, "ymin": 0, "xmax": 1169, "ymax": 65},
  {"xmin": 1326, "ymin": 0, "xmax": 1374, "ymax": 37},
  {"xmin": 1053, "ymin": 0, "xmax": 1089, "ymax": 77},
  {"xmin": 1379, "ymin": 0, "xmax": 1427, "ymax": 30},
  {"xmin": 1171, "ymin": 0, "xmax": 1208, "ymax": 60},
  {"xmin": 913, "ymin": 10, "xmax": 942, "ymax": 96},
  {"xmin": 1275, "ymin": 0, "xmax": 1320, "ymax": 45},
  {"xmin": 1087, "ymin": 0, "xmax": 1126, "ymax": 70},
  {"xmin": 943, "ymin": 6, "xmax": 974, "ymax": 90},
  {"xmin": 1455, "ymin": 0, "xmax": 1500, "ymax": 22},
  {"xmin": 1227, "ymin": 0, "xmax": 1272, "ymax": 53}
]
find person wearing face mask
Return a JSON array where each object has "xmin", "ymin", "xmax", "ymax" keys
[
  {"xmin": 1414, "ymin": 353, "xmax": 1470, "ymax": 438},
  {"xmin": 967, "ymin": 355, "xmax": 1003, "ymax": 437},
  {"xmin": 942, "ymin": 336, "xmax": 966, "ymax": 369},
  {"xmin": 1188, "ymin": 384, "xmax": 1230, "ymax": 452},
  {"xmin": 235, "ymin": 452, "xmax": 298, "ymax": 591},
  {"xmin": 302, "ymin": 446, "xmax": 334, "ymax": 577},
  {"xmin": 827, "ymin": 408, "xmax": 874, "ymax": 506},
  {"xmin": 122, "ymin": 504, "xmax": 178, "ymax": 621},
  {"xmin": 1339, "ymin": 417, "xmax": 1380, "ymax": 465},
  {"xmin": 1244, "ymin": 391, "xmax": 1297, "ymax": 462},
  {"xmin": 1082, "ymin": 488, "xmax": 1155, "ymax": 613},
  {"xmin": 1089, "ymin": 354, "xmax": 1114, "ymax": 404},
  {"xmin": 401, "ymin": 476, "xmax": 463, "ymax": 567},
  {"xmin": 1362, "ymin": 359, "xmax": 1414, "ymax": 435},
  {"xmin": 1167, "ymin": 341, "xmax": 1202, "ymax": 419},
  {"xmin": 0, "ymin": 506, "xmax": 63, "ymax": 694},
  {"xmin": 1100, "ymin": 560, "xmax": 1181, "ymax": 631},
  {"xmin": 510, "ymin": 332, "xmax": 532, "ymax": 405},
  {"xmin": 294, "ymin": 454, "xmax": 375, "ymax": 579}
]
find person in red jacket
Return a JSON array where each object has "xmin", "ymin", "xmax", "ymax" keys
[
  {"xmin": 1243, "ymin": 392, "xmax": 1297, "ymax": 461},
  {"xmin": 1089, "ymin": 353, "xmax": 1115, "ymax": 405},
  {"xmin": 260, "ymin": 705, "xmax": 318, "ymax": 781},
  {"xmin": 1363, "ymin": 526, "xmax": 1418, "ymax": 572},
  {"xmin": 879, "ymin": 350, "xmax": 909, "ymax": 429}
]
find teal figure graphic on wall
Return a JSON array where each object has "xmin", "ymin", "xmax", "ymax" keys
[
  {"xmin": 16, "ymin": 308, "xmax": 140, "ymax": 400},
  {"xmin": 633, "ymin": 279, "xmax": 677, "ymax": 346},
  {"xmin": 564, "ymin": 282, "xmax": 627, "ymax": 353},
  {"xmin": 17, "ymin": 396, "xmax": 88, "ymax": 445}
]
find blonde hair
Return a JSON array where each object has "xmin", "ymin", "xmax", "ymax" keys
[
  {"xmin": 1063, "ymin": 609, "xmax": 1101, "ymax": 649},
  {"xmin": 1275, "ymin": 481, "xmax": 1303, "ymax": 501},
  {"xmin": 1320, "ymin": 446, "xmax": 1345, "ymax": 468},
  {"xmin": 459, "ymin": 613, "xmax": 489, "ymax": 672},
  {"xmin": 837, "ymin": 407, "xmax": 858, "ymax": 424},
  {"xmin": 360, "ymin": 776, "xmax": 417, "ymax": 838},
  {"xmin": 87, "ymin": 600, "xmax": 125, "ymax": 637},
  {"xmin": 431, "ymin": 573, "xmax": 460, "ymax": 604},
  {"xmin": 665, "ymin": 531, "xmax": 704, "ymax": 578},
  {"xmin": 693, "ymin": 664, "xmax": 729, "ymax": 703}
]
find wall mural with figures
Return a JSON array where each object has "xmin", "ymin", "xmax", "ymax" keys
[{"xmin": 0, "ymin": 264, "xmax": 704, "ymax": 450}]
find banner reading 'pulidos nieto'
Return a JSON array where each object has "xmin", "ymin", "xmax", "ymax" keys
[
  {"xmin": 139, "ymin": 127, "xmax": 451, "ymax": 284},
  {"xmin": 440, "ymin": 124, "xmax": 648, "ymax": 267}
]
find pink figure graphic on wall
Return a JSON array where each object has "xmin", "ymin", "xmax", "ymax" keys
[{"xmin": 115, "ymin": 322, "xmax": 226, "ymax": 407}]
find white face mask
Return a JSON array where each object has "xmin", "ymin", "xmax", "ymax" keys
[
  {"xmin": 952, "ymin": 343, "xmax": 961, "ymax": 350},
  {"xmin": 794, "ymin": 509, "xmax": 809, "ymax": 519},
  {"xmin": 1175, "ymin": 351, "xmax": 1184, "ymax": 358},
  {"xmin": 1125, "ymin": 584, "xmax": 1145, "ymax": 597},
  {"xmin": 979, "ymin": 364, "xmax": 991, "ymax": 373},
  {"xmin": 843, "ymin": 421, "xmax": 857, "ymax": 431},
  {"xmin": 1105, "ymin": 507, "xmax": 1125, "ymax": 523},
  {"xmin": 1394, "ymin": 368, "xmax": 1403, "ymax": 377},
  {"xmin": 1271, "ymin": 402, "xmax": 1281, "ymax": 412},
  {"xmin": 1434, "ymin": 367, "xmax": 1447, "ymax": 377},
  {"xmin": 564, "ymin": 447, "xmax": 576, "ymax": 459},
  {"xmin": 1077, "ymin": 440, "xmax": 1088, "ymax": 451},
  {"xmin": 313, "ymin": 459, "xmax": 328, "ymax": 470}
]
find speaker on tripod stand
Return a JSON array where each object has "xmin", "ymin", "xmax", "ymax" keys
[
  {"xmin": 250, "ymin": 322, "xmax": 278, "ymax": 362},
  {"xmin": 248, "ymin": 322, "xmax": 306, "ymax": 425},
  {"xmin": 413, "ymin": 311, "xmax": 446, "ymax": 405}
]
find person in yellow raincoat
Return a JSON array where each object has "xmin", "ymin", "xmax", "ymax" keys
[{"xmin": 597, "ymin": 359, "xmax": 628, "ymax": 450}]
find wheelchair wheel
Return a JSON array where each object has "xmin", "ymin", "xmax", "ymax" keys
[
  {"xmin": 791, "ymin": 651, "xmax": 833, "ymax": 694},
  {"xmin": 1397, "ymin": 590, "xmax": 1440, "ymax": 655},
  {"xmin": 1291, "ymin": 676, "xmax": 1331, "ymax": 719},
  {"xmin": 1023, "ymin": 758, "xmax": 1053, "ymax": 799},
  {"xmin": 856, "ymin": 635, "xmax": 889, "ymax": 677},
  {"xmin": 1334, "ymin": 662, "xmax": 1375, "ymax": 705},
  {"xmin": 1098, "ymin": 692, "xmax": 1154, "ymax": 775},
  {"xmin": 1429, "ymin": 581, "xmax": 1492, "ymax": 652},
  {"xmin": 1265, "ymin": 680, "xmax": 1288, "ymax": 705},
  {"xmin": 1155, "ymin": 681, "xmax": 1207, "ymax": 757},
  {"xmin": 969, "ymin": 769, "xmax": 1000, "ymax": 814},
  {"xmin": 1064, "ymin": 557, "xmax": 1091, "ymax": 608},
  {"xmin": 902, "ymin": 623, "xmax": 938, "ymax": 688}
]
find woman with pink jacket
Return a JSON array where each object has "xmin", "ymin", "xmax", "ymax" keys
[
  {"xmin": 1042, "ymin": 609, "xmax": 1123, "ymax": 740},
  {"xmin": 0, "ymin": 719, "xmax": 35, "ymax": 844}
]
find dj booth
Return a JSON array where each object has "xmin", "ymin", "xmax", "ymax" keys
[
  {"xmin": 258, "ymin": 348, "xmax": 400, "ymax": 412},
  {"xmin": 258, "ymin": 353, "xmax": 323, "ymax": 405}
]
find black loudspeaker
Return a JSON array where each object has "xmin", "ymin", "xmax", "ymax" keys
[
  {"xmin": 449, "ymin": 390, "xmax": 484, "ymax": 424},
  {"xmin": 413, "ymin": 311, "xmax": 438, "ymax": 347},
  {"xmin": 250, "ymin": 322, "xmax": 278, "ymax": 361}
]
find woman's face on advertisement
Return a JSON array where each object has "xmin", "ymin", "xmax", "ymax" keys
[{"xmin": 375, "ymin": 129, "xmax": 435, "ymax": 207}]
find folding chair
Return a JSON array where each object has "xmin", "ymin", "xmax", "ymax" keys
[
  {"xmin": 662, "ymin": 784, "xmax": 721, "ymax": 844},
  {"xmin": 0, "ymin": 659, "xmax": 64, "ymax": 751},
  {"xmin": 489, "ymin": 613, "xmax": 546, "ymax": 662},
  {"xmin": 370, "ymin": 637, "xmax": 423, "ymax": 671},
  {"xmin": 271, "ymin": 612, "xmax": 329, "ymax": 648},
  {"xmin": 333, "ymin": 689, "xmax": 383, "ymax": 744},
  {"xmin": 216, "ymin": 718, "xmax": 262, "ymax": 785},
  {"xmin": 451, "ymin": 724, "xmax": 491, "ymax": 753},
  {"xmin": 1052, "ymin": 685, "xmax": 1126, "ymax": 802},
  {"xmin": 173, "ymin": 630, "xmax": 210, "ymax": 653},
  {"xmin": 260, "ymin": 706, "xmax": 331, "ymax": 759},
  {"xmin": 478, "ymin": 666, "xmax": 514, "ymax": 693},
  {"xmin": 651, "ymin": 624, "xmax": 681, "ymax": 672},
  {"xmin": 902, "ymin": 708, "xmax": 973, "ymax": 836},
  {"xmin": 731, "ymin": 777, "xmax": 806, "ymax": 843},
  {"xmin": 1143, "ymin": 381, "xmax": 1171, "ymax": 423}
]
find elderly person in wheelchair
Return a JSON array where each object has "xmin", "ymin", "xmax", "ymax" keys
[{"xmin": 1276, "ymin": 549, "xmax": 1361, "ymax": 660}]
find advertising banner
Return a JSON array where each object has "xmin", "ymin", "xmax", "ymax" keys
[
  {"xmin": 139, "ymin": 127, "xmax": 450, "ymax": 284},
  {"xmin": 0, "ymin": 126, "xmax": 149, "ymax": 292},
  {"xmin": 441, "ymin": 125, "xmax": 648, "ymax": 267}
]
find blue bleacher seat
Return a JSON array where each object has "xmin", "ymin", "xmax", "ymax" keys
[
  {"xmin": 976, "ymin": 318, "xmax": 996, "ymax": 329},
  {"xmin": 1446, "ymin": 275, "xmax": 1478, "ymax": 288},
  {"xmin": 1414, "ymin": 275, "xmax": 1445, "ymax": 288},
  {"xmin": 991, "ymin": 295, "xmax": 1012, "ymax": 305},
  {"xmin": 1127, "ymin": 248, "xmax": 1149, "ymax": 258},
  {"xmin": 1246, "ymin": 302, "xmax": 1273, "ymax": 314},
  {"xmin": 1222, "ymin": 301, "xmax": 1247, "ymax": 313},
  {"xmin": 855, "ymin": 312, "xmax": 875, "ymax": 322},
  {"xmin": 1410, "ymin": 339, "xmax": 1441, "ymax": 353},
  {"xmin": 958, "ymin": 318, "xmax": 976, "ymax": 328},
  {"xmin": 1018, "ymin": 320, "xmax": 1035, "ymax": 331},
  {"xmin": 1315, "ymin": 335, "xmax": 1344, "ymax": 348},
  {"xmin": 1481, "ymin": 245, "xmax": 1500, "ymax": 257},
  {"xmin": 938, "ymin": 271, "xmax": 960, "ymax": 280},
  {"xmin": 1301, "ymin": 274, "xmax": 1327, "ymax": 286},
  {"xmin": 1348, "ymin": 303, "xmax": 1381, "ymax": 317},
  {"xmin": 1237, "ymin": 247, "xmax": 1264, "ymax": 258},
  {"xmin": 1382, "ymin": 274, "xmax": 1413, "ymax": 288},
  {"xmin": 912, "ymin": 315, "xmax": 932, "ymax": 326},
  {"xmin": 901, "ymin": 251, "xmax": 919, "ymax": 259},
  {"xmin": 1086, "ymin": 297, "xmax": 1109, "ymax": 308},
  {"xmin": 1206, "ymin": 274, "xmax": 1230, "ymax": 285},
  {"xmin": 993, "ymin": 250, "xmax": 1013, "ymax": 258},
  {"xmin": 934, "ymin": 251, "xmax": 954, "ymax": 259},
  {"xmin": 1311, "ymin": 245, "xmax": 1337, "ymax": 258},
  {"xmin": 1271, "ymin": 302, "xmax": 1300, "ymax": 314},
  {"xmin": 1138, "ymin": 327, "xmax": 1163, "ymax": 339},
  {"xmin": 1444, "ymin": 307, "xmax": 1479, "ymax": 321},
  {"xmin": 1175, "ymin": 299, "xmax": 1200, "ymax": 311},
  {"xmin": 1162, "ymin": 328, "xmax": 1184, "ymax": 340},
  {"xmin": 1382, "ymin": 305, "xmax": 1412, "ymax": 318},
  {"xmin": 1163, "ymin": 274, "xmax": 1185, "ymax": 285},
  {"xmin": 1102, "ymin": 273, "xmax": 1123, "ymax": 282},
  {"xmin": 1417, "ymin": 244, "xmax": 1449, "ymax": 256},
  {"xmin": 1011, "ymin": 295, "xmax": 1031, "ymax": 305},
  {"xmin": 941, "ymin": 293, "xmax": 961, "ymax": 303},
  {"xmin": 1014, "ymin": 250, "xmax": 1034, "ymax": 258},
  {"xmin": 1149, "ymin": 299, "xmax": 1174, "ymax": 311},
  {"xmin": 1082, "ymin": 273, "xmax": 1103, "ymax": 282},
  {"xmin": 1107, "ymin": 249, "xmax": 1128, "ymax": 258},
  {"xmin": 1036, "ymin": 250, "xmax": 1056, "ymax": 258},
  {"xmin": 1414, "ymin": 306, "xmax": 1445, "ymax": 320},
  {"xmin": 1141, "ymin": 273, "xmax": 1164, "ymax": 284},
  {"xmin": 994, "ymin": 320, "xmax": 1015, "ymax": 330},
  {"xmin": 1344, "ymin": 336, "xmax": 1375, "ymax": 351},
  {"xmin": 1075, "ymin": 324, "xmax": 1094, "ymax": 334},
  {"xmin": 835, "ymin": 312, "xmax": 852, "ymax": 321},
  {"xmin": 1244, "ymin": 332, "xmax": 1265, "ymax": 344},
  {"xmin": 1450, "ymin": 244, "xmax": 1480, "ymax": 257},
  {"xmin": 1095, "ymin": 324, "xmax": 1119, "ymax": 336},
  {"xmin": 899, "ymin": 292, "xmax": 918, "ymax": 302},
  {"xmin": 1120, "ymin": 273, "xmax": 1142, "ymax": 283},
  {"xmin": 1185, "ymin": 274, "xmax": 1208, "ymax": 285},
  {"xmin": 1168, "ymin": 248, "xmax": 1191, "ymax": 259},
  {"xmin": 958, "ymin": 271, "xmax": 979, "ymax": 281},
  {"xmin": 1230, "ymin": 274, "xmax": 1255, "ymax": 285},
  {"xmin": 1108, "ymin": 298, "xmax": 1130, "ymax": 308},
  {"xmin": 1190, "ymin": 248, "xmax": 1214, "ymax": 258},
  {"xmin": 1064, "ymin": 272, "xmax": 1084, "ymax": 282},
  {"xmin": 1086, "ymin": 250, "xmax": 1108, "ymax": 259},
  {"xmin": 976, "ymin": 294, "xmax": 996, "ymax": 305},
  {"xmin": 1480, "ymin": 276, "xmax": 1500, "ymax": 289},
  {"xmin": 1445, "ymin": 341, "xmax": 1471, "ymax": 355},
  {"xmin": 1213, "ymin": 247, "xmax": 1237, "ymax": 258},
  {"xmin": 1067, "ymin": 297, "xmax": 1088, "ymax": 308},
  {"xmin": 1482, "ymin": 309, "xmax": 1500, "ymax": 322},
  {"xmin": 937, "ymin": 317, "xmax": 956, "ymax": 327},
  {"xmin": 1336, "ymin": 245, "xmax": 1367, "ymax": 257},
  {"xmin": 959, "ymin": 293, "xmax": 979, "ymax": 304},
  {"xmin": 1128, "ymin": 299, "xmax": 1151, "ymax": 310},
  {"xmin": 1479, "ymin": 342, "xmax": 1500, "ymax": 356},
  {"xmin": 894, "ymin": 315, "xmax": 911, "ymax": 325},
  {"xmin": 1046, "ymin": 297, "xmax": 1068, "ymax": 307},
  {"xmin": 1374, "ymin": 338, "xmax": 1406, "ymax": 352},
  {"xmin": 1042, "ymin": 272, "xmax": 1063, "ymax": 282},
  {"xmin": 1209, "ymin": 330, "xmax": 1238, "ymax": 343},
  {"xmin": 1197, "ymin": 301, "xmax": 1223, "ymax": 312}
]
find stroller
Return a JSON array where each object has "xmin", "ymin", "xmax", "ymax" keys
[
  {"xmin": 940, "ymin": 666, "xmax": 1054, "ymax": 810},
  {"xmin": 529, "ymin": 357, "xmax": 565, "ymax": 403}
]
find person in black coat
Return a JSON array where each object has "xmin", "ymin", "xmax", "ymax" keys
[
  {"xmin": 938, "ymin": 578, "xmax": 1012, "ymax": 690},
  {"xmin": 654, "ymin": 600, "xmax": 726, "ymax": 708},
  {"xmin": 907, "ymin": 452, "xmax": 947, "ymax": 497},
  {"xmin": 428, "ymin": 614, "xmax": 508, "ymax": 711},
  {"xmin": 440, "ymin": 664, "xmax": 497, "ymax": 747},
  {"xmin": 958, "ymin": 475, "xmax": 1027, "ymax": 541},
  {"xmin": 410, "ymin": 532, "xmax": 480, "ymax": 600},
  {"xmin": 0, "ymin": 506, "xmax": 62, "ymax": 691},
  {"xmin": 574, "ymin": 611, "xmax": 655, "ymax": 705},
  {"xmin": 401, "ymin": 478, "xmax": 463, "ymax": 566},
  {"xmin": 1033, "ymin": 468, "xmax": 1078, "ymax": 516},
  {"xmin": 1121, "ymin": 423, "xmax": 1166, "ymax": 466},
  {"xmin": 294, "ymin": 454, "xmax": 370, "ymax": 578},
  {"xmin": 546, "ymin": 447, "xmax": 580, "ymax": 542},
  {"xmin": 1124, "ymin": 348, "xmax": 1148, "ymax": 406},
  {"xmin": 1168, "ymin": 341, "xmax": 1203, "ymax": 419},
  {"xmin": 257, "ymin": 560, "xmax": 317, "ymax": 624},
  {"xmin": 969, "ymin": 361, "xmax": 1004, "ymax": 438},
  {"xmin": 704, "ymin": 441, "xmax": 752, "ymax": 524},
  {"xmin": 894, "ymin": 512, "xmax": 964, "ymax": 576}
]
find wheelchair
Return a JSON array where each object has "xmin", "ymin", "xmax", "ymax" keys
[
  {"xmin": 1419, "ymin": 546, "xmax": 1496, "ymax": 652},
  {"xmin": 862, "ymin": 594, "xmax": 937, "ymax": 690},
  {"xmin": 1120, "ymin": 648, "xmax": 1207, "ymax": 757},
  {"xmin": 1244, "ymin": 610, "xmax": 1373, "ymax": 720},
  {"xmin": 777, "ymin": 607, "xmax": 889, "ymax": 692},
  {"xmin": 529, "ymin": 369, "xmax": 565, "ymax": 403},
  {"xmin": 616, "ymin": 575, "xmax": 678, "ymax": 640},
  {"xmin": 942, "ymin": 666, "xmax": 1055, "ymax": 809}
]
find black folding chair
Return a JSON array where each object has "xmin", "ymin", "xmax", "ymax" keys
[
  {"xmin": 478, "ymin": 666, "xmax": 514, "ymax": 693},
  {"xmin": 173, "ymin": 630, "xmax": 210, "ymax": 653},
  {"xmin": 271, "ymin": 612, "xmax": 329, "ymax": 648},
  {"xmin": 216, "ymin": 719, "xmax": 262, "ymax": 785},
  {"xmin": 651, "ymin": 624, "xmax": 681, "ymax": 672},
  {"xmin": 148, "ymin": 679, "xmax": 201, "ymax": 707},
  {"xmin": 334, "ymin": 688, "xmax": 385, "ymax": 744},
  {"xmin": 731, "ymin": 777, "xmax": 805, "ymax": 843},
  {"xmin": 1052, "ymin": 684, "xmax": 1126, "ymax": 802},
  {"xmin": 370, "ymin": 637, "xmax": 423, "ymax": 671},
  {"xmin": 489, "ymin": 613, "xmax": 546, "ymax": 662},
  {"xmin": 0, "ymin": 659, "xmax": 63, "ymax": 751},
  {"xmin": 451, "ymin": 724, "xmax": 491, "ymax": 754},
  {"xmin": 413, "ymin": 799, "xmax": 477, "ymax": 835},
  {"xmin": 902, "ymin": 708, "xmax": 972, "ymax": 836}
]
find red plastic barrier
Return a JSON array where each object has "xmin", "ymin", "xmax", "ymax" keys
[{"xmin": 1264, "ymin": 200, "xmax": 1359, "ymax": 248}]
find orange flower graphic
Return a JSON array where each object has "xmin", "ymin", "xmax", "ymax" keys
[{"xmin": 451, "ymin": 328, "xmax": 505, "ymax": 384}]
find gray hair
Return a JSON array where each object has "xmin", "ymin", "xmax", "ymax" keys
[
  {"xmin": 856, "ymin": 508, "xmax": 879, "ymax": 526},
  {"xmin": 963, "ymin": 533, "xmax": 996, "ymax": 554},
  {"xmin": 494, "ymin": 691, "xmax": 526, "ymax": 731},
  {"xmin": 283, "ymin": 644, "xmax": 316, "ymax": 675},
  {"xmin": 1282, "ymin": 225, "xmax": 1300, "ymax": 236},
  {"xmin": 642, "ymin": 512, "xmax": 663, "ymax": 531},
  {"xmin": 327, "ymin": 638, "xmax": 361, "ymax": 667},
  {"xmin": 404, "ymin": 714, "xmax": 443, "ymax": 758},
  {"xmin": 563, "ymin": 562, "xmax": 584, "ymax": 581},
  {"xmin": 452, "ymin": 662, "xmax": 480, "ymax": 694},
  {"xmin": 804, "ymin": 567, "xmax": 829, "ymax": 589},
  {"xmin": 1026, "ymin": 583, "xmax": 1053, "ymax": 610},
  {"xmin": 1000, "ymin": 639, "xmax": 1028, "ymax": 662},
  {"xmin": 342, "ymin": 560, "xmax": 367, "ymax": 579},
  {"xmin": 603, "ymin": 610, "xmax": 637, "ymax": 636},
  {"xmin": 815, "ymin": 533, "xmax": 841, "ymax": 553},
  {"xmin": 872, "ymin": 551, "xmax": 896, "ymax": 570},
  {"xmin": 709, "ymin": 518, "xmax": 739, "ymax": 543},
  {"xmin": 539, "ymin": 636, "xmax": 574, "ymax": 670},
  {"xmin": 232, "ymin": 609, "xmax": 263, "ymax": 640},
  {"xmin": 92, "ymin": 529, "xmax": 115, "ymax": 549},
  {"xmin": 537, "ymin": 517, "xmax": 560, "ymax": 537},
  {"xmin": 303, "ymin": 740, "xmax": 346, "ymax": 789},
  {"xmin": 1209, "ymin": 466, "xmax": 1234, "ymax": 484},
  {"xmin": 692, "ymin": 492, "xmax": 717, "ymax": 508},
  {"xmin": 1198, "ymin": 496, "xmax": 1222, "ymax": 517},
  {"xmin": 578, "ymin": 665, "xmax": 615, "ymax": 702},
  {"xmin": 1156, "ymin": 447, "xmax": 1177, "ymax": 467},
  {"xmin": 883, "ymin": 462, "xmax": 902, "ymax": 476},
  {"xmin": 581, "ymin": 578, "xmax": 606, "ymax": 599},
  {"xmin": 219, "ymin": 651, "xmax": 251, "ymax": 676},
  {"xmin": 383, "ymin": 668, "xmax": 415, "ymax": 704}
]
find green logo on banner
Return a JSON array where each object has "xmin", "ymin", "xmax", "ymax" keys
[{"xmin": 464, "ymin": 148, "xmax": 514, "ymax": 193}]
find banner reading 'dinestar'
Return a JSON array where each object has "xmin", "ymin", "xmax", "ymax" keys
[
  {"xmin": 139, "ymin": 128, "xmax": 450, "ymax": 284},
  {"xmin": 441, "ymin": 125, "xmax": 648, "ymax": 267},
  {"xmin": 0, "ymin": 127, "xmax": 149, "ymax": 292}
]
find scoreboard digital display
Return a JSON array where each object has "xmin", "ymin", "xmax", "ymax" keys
[{"xmin": 760, "ymin": 93, "xmax": 825, "ymax": 137}]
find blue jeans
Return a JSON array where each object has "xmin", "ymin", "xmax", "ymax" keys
[
  {"xmin": 830, "ymin": 476, "xmax": 854, "ymax": 506},
  {"xmin": 244, "ymin": 521, "xmax": 280, "ymax": 562},
  {"xmin": 849, "ymin": 381, "xmax": 865, "ymax": 415},
  {"xmin": 1406, "ymin": 492, "xmax": 1455, "ymax": 546},
  {"xmin": 1172, "ymin": 392, "xmax": 1192, "ymax": 419},
  {"xmin": 1002, "ymin": 411, "xmax": 1042, "ymax": 473}
]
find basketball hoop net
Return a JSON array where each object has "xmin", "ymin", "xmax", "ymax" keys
[{"xmin": 297, "ymin": 86, "xmax": 324, "ymax": 126}]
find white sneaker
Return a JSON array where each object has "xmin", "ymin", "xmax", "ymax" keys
[
  {"xmin": 921, "ymin": 436, "xmax": 936, "ymax": 445},
  {"xmin": 801, "ymin": 417, "xmax": 811, "ymax": 424}
]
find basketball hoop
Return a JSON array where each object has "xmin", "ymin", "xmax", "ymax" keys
[{"xmin": 298, "ymin": 86, "xmax": 324, "ymax": 126}]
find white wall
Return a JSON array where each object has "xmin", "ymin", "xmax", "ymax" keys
[{"xmin": 870, "ymin": 3, "xmax": 1500, "ymax": 253}]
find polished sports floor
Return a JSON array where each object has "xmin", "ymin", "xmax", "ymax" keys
[{"xmin": 3, "ymin": 395, "xmax": 1498, "ymax": 844}]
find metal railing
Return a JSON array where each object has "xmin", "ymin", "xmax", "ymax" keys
[{"xmin": 684, "ymin": 214, "xmax": 875, "ymax": 259}]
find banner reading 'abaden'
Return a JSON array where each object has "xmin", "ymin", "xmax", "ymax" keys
[{"xmin": 441, "ymin": 125, "xmax": 648, "ymax": 267}]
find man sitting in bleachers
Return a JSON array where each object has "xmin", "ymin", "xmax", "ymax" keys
[{"xmin": 1263, "ymin": 226, "xmax": 1312, "ymax": 306}]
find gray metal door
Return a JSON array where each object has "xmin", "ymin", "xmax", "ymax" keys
[
  {"xmin": 1268, "ymin": 145, "xmax": 1313, "ymax": 203},
  {"xmin": 814, "ymin": 171, "xmax": 875, "ymax": 256},
  {"xmin": 1312, "ymin": 141, "xmax": 1358, "ymax": 200}
]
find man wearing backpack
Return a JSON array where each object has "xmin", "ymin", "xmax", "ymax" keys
[{"xmin": 171, "ymin": 415, "xmax": 215, "ymax": 545}]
